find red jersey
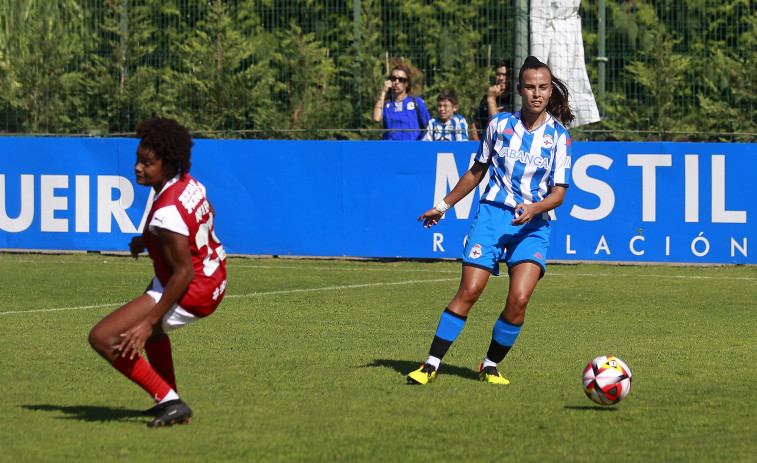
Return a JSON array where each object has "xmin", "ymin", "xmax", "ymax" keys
[{"xmin": 142, "ymin": 174, "xmax": 227, "ymax": 317}]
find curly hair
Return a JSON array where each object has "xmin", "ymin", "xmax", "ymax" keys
[
  {"xmin": 518, "ymin": 56, "xmax": 575, "ymax": 127},
  {"xmin": 135, "ymin": 118, "xmax": 193, "ymax": 175}
]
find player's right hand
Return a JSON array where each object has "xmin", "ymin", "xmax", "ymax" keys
[
  {"xmin": 418, "ymin": 209, "xmax": 443, "ymax": 228},
  {"xmin": 129, "ymin": 236, "xmax": 145, "ymax": 259},
  {"xmin": 487, "ymin": 85, "xmax": 501, "ymax": 98}
]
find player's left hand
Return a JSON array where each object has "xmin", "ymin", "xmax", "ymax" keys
[
  {"xmin": 117, "ymin": 319, "xmax": 154, "ymax": 360},
  {"xmin": 512, "ymin": 203, "xmax": 536, "ymax": 225}
]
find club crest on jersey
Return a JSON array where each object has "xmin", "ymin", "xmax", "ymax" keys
[
  {"xmin": 407, "ymin": 101, "xmax": 416, "ymax": 110},
  {"xmin": 542, "ymin": 134, "xmax": 553, "ymax": 148},
  {"xmin": 469, "ymin": 244, "xmax": 483, "ymax": 259}
]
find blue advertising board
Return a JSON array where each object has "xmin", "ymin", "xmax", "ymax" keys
[{"xmin": 0, "ymin": 138, "xmax": 753, "ymax": 264}]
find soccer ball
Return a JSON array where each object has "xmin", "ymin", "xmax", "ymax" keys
[{"xmin": 582, "ymin": 355, "xmax": 632, "ymax": 405}]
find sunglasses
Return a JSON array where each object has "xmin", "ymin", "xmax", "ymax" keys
[{"xmin": 388, "ymin": 76, "xmax": 408, "ymax": 83}]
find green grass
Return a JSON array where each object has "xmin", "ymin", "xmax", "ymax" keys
[{"xmin": 0, "ymin": 253, "xmax": 755, "ymax": 462}]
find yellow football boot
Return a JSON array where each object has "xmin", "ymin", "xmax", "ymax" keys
[
  {"xmin": 478, "ymin": 364, "xmax": 510, "ymax": 385},
  {"xmin": 406, "ymin": 363, "xmax": 437, "ymax": 385}
]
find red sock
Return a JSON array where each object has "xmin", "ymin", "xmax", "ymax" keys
[
  {"xmin": 145, "ymin": 335, "xmax": 177, "ymax": 391},
  {"xmin": 112, "ymin": 355, "xmax": 173, "ymax": 402}
]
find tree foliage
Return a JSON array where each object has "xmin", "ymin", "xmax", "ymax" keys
[
  {"xmin": 581, "ymin": 0, "xmax": 757, "ymax": 141},
  {"xmin": 159, "ymin": 0, "xmax": 278, "ymax": 137},
  {"xmin": 0, "ymin": 0, "xmax": 88, "ymax": 133},
  {"xmin": 85, "ymin": 0, "xmax": 160, "ymax": 135},
  {"xmin": 0, "ymin": 0, "xmax": 755, "ymax": 141}
]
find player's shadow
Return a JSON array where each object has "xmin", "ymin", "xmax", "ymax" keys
[
  {"xmin": 20, "ymin": 404, "xmax": 145, "ymax": 422},
  {"xmin": 564, "ymin": 405, "xmax": 618, "ymax": 412},
  {"xmin": 361, "ymin": 358, "xmax": 479, "ymax": 381}
]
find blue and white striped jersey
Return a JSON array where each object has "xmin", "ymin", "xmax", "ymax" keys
[
  {"xmin": 422, "ymin": 115, "xmax": 469, "ymax": 141},
  {"xmin": 475, "ymin": 111, "xmax": 571, "ymax": 220}
]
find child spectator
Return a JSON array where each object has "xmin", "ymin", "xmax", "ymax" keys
[{"xmin": 422, "ymin": 89, "xmax": 469, "ymax": 141}]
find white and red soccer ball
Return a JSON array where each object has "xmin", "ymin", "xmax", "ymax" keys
[{"xmin": 582, "ymin": 356, "xmax": 632, "ymax": 405}]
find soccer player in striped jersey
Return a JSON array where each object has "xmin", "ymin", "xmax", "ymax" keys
[
  {"xmin": 422, "ymin": 89, "xmax": 469, "ymax": 141},
  {"xmin": 408, "ymin": 56, "xmax": 574, "ymax": 385}
]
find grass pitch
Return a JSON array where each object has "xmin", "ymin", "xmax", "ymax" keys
[{"xmin": 0, "ymin": 253, "xmax": 755, "ymax": 462}]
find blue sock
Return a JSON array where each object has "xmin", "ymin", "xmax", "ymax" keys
[
  {"xmin": 435, "ymin": 308, "xmax": 467, "ymax": 342},
  {"xmin": 427, "ymin": 308, "xmax": 467, "ymax": 361},
  {"xmin": 485, "ymin": 316, "xmax": 522, "ymax": 363},
  {"xmin": 492, "ymin": 316, "xmax": 521, "ymax": 347}
]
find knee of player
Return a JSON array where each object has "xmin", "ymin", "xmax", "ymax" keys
[
  {"xmin": 457, "ymin": 283, "xmax": 486, "ymax": 304},
  {"xmin": 87, "ymin": 327, "xmax": 100, "ymax": 351},
  {"xmin": 88, "ymin": 324, "xmax": 112, "ymax": 353},
  {"xmin": 505, "ymin": 292, "xmax": 531, "ymax": 312}
]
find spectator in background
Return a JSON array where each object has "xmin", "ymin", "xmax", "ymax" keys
[
  {"xmin": 373, "ymin": 64, "xmax": 431, "ymax": 140},
  {"xmin": 422, "ymin": 89, "xmax": 469, "ymax": 141},
  {"xmin": 470, "ymin": 60, "xmax": 513, "ymax": 141}
]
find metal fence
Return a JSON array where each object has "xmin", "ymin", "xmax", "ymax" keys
[{"xmin": 0, "ymin": 0, "xmax": 755, "ymax": 141}]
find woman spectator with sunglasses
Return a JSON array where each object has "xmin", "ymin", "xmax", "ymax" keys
[{"xmin": 372, "ymin": 64, "xmax": 431, "ymax": 140}]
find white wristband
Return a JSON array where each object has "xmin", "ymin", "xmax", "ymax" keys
[{"xmin": 434, "ymin": 200, "xmax": 451, "ymax": 214}]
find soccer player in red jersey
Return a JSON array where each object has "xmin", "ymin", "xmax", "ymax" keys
[{"xmin": 89, "ymin": 118, "xmax": 227, "ymax": 427}]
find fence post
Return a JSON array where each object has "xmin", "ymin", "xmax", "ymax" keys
[
  {"xmin": 598, "ymin": 0, "xmax": 607, "ymax": 98},
  {"xmin": 353, "ymin": 0, "xmax": 361, "ymax": 126},
  {"xmin": 513, "ymin": 0, "xmax": 529, "ymax": 109}
]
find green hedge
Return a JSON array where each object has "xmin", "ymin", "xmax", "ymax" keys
[{"xmin": 0, "ymin": 0, "xmax": 754, "ymax": 141}]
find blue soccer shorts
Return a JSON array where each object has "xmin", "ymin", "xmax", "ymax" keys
[{"xmin": 462, "ymin": 202, "xmax": 551, "ymax": 277}]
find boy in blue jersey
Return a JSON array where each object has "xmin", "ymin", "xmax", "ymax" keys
[
  {"xmin": 408, "ymin": 57, "xmax": 575, "ymax": 386},
  {"xmin": 372, "ymin": 64, "xmax": 431, "ymax": 140},
  {"xmin": 422, "ymin": 89, "xmax": 469, "ymax": 141}
]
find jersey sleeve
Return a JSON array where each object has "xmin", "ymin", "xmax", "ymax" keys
[
  {"xmin": 149, "ymin": 204, "xmax": 190, "ymax": 237},
  {"xmin": 551, "ymin": 129, "xmax": 572, "ymax": 187},
  {"xmin": 421, "ymin": 120, "xmax": 434, "ymax": 141},
  {"xmin": 475, "ymin": 114, "xmax": 501, "ymax": 165},
  {"xmin": 455, "ymin": 116, "xmax": 469, "ymax": 141}
]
